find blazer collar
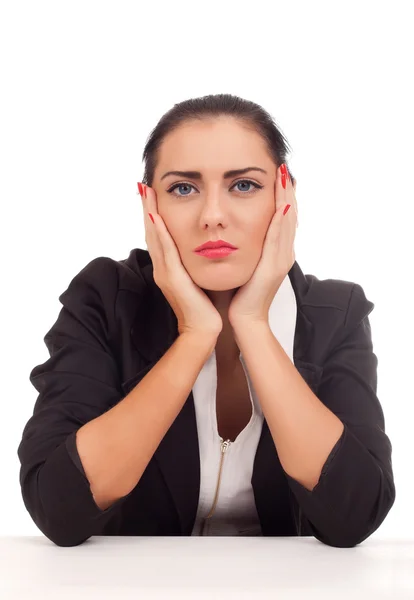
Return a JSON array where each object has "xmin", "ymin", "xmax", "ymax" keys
[{"xmin": 121, "ymin": 248, "xmax": 323, "ymax": 535}]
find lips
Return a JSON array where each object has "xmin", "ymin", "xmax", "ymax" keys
[
  {"xmin": 196, "ymin": 246, "xmax": 237, "ymax": 258},
  {"xmin": 194, "ymin": 240, "xmax": 238, "ymax": 252}
]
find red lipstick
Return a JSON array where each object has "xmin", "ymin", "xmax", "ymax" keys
[{"xmin": 194, "ymin": 239, "xmax": 238, "ymax": 259}]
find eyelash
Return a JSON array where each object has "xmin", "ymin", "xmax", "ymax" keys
[{"xmin": 166, "ymin": 179, "xmax": 264, "ymax": 198}]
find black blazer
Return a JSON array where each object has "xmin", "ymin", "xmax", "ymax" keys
[{"xmin": 17, "ymin": 248, "xmax": 396, "ymax": 547}]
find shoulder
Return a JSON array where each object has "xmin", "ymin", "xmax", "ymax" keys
[
  {"xmin": 295, "ymin": 264, "xmax": 375, "ymax": 357},
  {"xmin": 43, "ymin": 250, "xmax": 150, "ymax": 351},
  {"xmin": 57, "ymin": 256, "xmax": 119, "ymax": 310},
  {"xmin": 300, "ymin": 268, "xmax": 374, "ymax": 324},
  {"xmin": 58, "ymin": 248, "xmax": 150, "ymax": 305}
]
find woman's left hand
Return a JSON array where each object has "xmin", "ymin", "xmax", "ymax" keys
[{"xmin": 228, "ymin": 163, "xmax": 298, "ymax": 326}]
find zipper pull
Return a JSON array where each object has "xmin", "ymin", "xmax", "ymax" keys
[{"xmin": 220, "ymin": 439, "xmax": 231, "ymax": 453}]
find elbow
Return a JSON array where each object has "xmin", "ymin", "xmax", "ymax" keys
[
  {"xmin": 20, "ymin": 478, "xmax": 93, "ymax": 547},
  {"xmin": 313, "ymin": 479, "xmax": 396, "ymax": 549},
  {"xmin": 314, "ymin": 531, "xmax": 365, "ymax": 548},
  {"xmin": 47, "ymin": 532, "xmax": 91, "ymax": 548},
  {"xmin": 23, "ymin": 499, "xmax": 93, "ymax": 547},
  {"xmin": 19, "ymin": 458, "xmax": 96, "ymax": 548},
  {"xmin": 308, "ymin": 521, "xmax": 365, "ymax": 548}
]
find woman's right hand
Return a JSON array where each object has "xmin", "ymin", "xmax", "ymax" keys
[{"xmin": 139, "ymin": 183, "xmax": 223, "ymax": 338}]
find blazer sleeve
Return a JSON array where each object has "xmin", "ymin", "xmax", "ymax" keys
[
  {"xmin": 285, "ymin": 283, "xmax": 396, "ymax": 547},
  {"xmin": 17, "ymin": 257, "xmax": 135, "ymax": 547}
]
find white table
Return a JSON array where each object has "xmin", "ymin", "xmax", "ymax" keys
[{"xmin": 0, "ymin": 535, "xmax": 413, "ymax": 599}]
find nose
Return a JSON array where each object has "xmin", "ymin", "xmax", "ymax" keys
[{"xmin": 198, "ymin": 191, "xmax": 229, "ymax": 228}]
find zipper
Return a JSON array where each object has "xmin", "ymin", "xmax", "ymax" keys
[{"xmin": 200, "ymin": 437, "xmax": 231, "ymax": 535}]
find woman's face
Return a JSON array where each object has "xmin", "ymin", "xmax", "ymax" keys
[{"xmin": 151, "ymin": 117, "xmax": 279, "ymax": 292}]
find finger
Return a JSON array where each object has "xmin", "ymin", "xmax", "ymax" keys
[
  {"xmin": 276, "ymin": 164, "xmax": 286, "ymax": 210},
  {"xmin": 140, "ymin": 184, "xmax": 159, "ymax": 234},
  {"xmin": 285, "ymin": 172, "xmax": 299, "ymax": 228},
  {"xmin": 152, "ymin": 213, "xmax": 183, "ymax": 272},
  {"xmin": 288, "ymin": 176, "xmax": 297, "ymax": 214},
  {"xmin": 139, "ymin": 184, "xmax": 166, "ymax": 266},
  {"xmin": 142, "ymin": 183, "xmax": 159, "ymax": 216},
  {"xmin": 144, "ymin": 186, "xmax": 182, "ymax": 270},
  {"xmin": 291, "ymin": 182, "xmax": 299, "ymax": 228}
]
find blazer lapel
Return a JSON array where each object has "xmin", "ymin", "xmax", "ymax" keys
[{"xmin": 127, "ymin": 253, "xmax": 323, "ymax": 536}]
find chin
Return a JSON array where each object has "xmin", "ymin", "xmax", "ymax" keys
[
  {"xmin": 201, "ymin": 283, "xmax": 240, "ymax": 292},
  {"xmin": 184, "ymin": 254, "xmax": 257, "ymax": 291},
  {"xmin": 194, "ymin": 272, "xmax": 247, "ymax": 292}
]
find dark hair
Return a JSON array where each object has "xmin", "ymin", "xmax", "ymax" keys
[{"xmin": 141, "ymin": 93, "xmax": 295, "ymax": 188}]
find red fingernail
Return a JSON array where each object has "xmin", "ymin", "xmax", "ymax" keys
[
  {"xmin": 282, "ymin": 172, "xmax": 287, "ymax": 189},
  {"xmin": 149, "ymin": 213, "xmax": 154, "ymax": 223},
  {"xmin": 281, "ymin": 163, "xmax": 291, "ymax": 185},
  {"xmin": 137, "ymin": 182, "xmax": 143, "ymax": 196},
  {"xmin": 283, "ymin": 204, "xmax": 291, "ymax": 216}
]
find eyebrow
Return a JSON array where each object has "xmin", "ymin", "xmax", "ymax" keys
[{"xmin": 160, "ymin": 166, "xmax": 268, "ymax": 182}]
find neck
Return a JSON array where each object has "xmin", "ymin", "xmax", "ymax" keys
[
  {"xmin": 203, "ymin": 287, "xmax": 240, "ymax": 363},
  {"xmin": 215, "ymin": 321, "xmax": 240, "ymax": 364}
]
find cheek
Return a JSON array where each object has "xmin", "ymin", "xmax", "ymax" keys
[
  {"xmin": 247, "ymin": 215, "xmax": 272, "ymax": 244},
  {"xmin": 162, "ymin": 216, "xmax": 193, "ymax": 254}
]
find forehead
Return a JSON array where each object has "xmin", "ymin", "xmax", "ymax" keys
[{"xmin": 156, "ymin": 119, "xmax": 270, "ymax": 176}]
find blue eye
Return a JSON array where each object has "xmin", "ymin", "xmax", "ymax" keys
[{"xmin": 167, "ymin": 179, "xmax": 264, "ymax": 197}]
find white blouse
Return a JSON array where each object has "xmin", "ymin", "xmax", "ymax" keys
[{"xmin": 190, "ymin": 272, "xmax": 298, "ymax": 536}]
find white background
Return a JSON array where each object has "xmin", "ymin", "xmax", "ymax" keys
[{"xmin": 1, "ymin": 0, "xmax": 412, "ymax": 537}]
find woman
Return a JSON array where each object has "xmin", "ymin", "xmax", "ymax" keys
[{"xmin": 17, "ymin": 93, "xmax": 395, "ymax": 547}]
